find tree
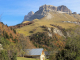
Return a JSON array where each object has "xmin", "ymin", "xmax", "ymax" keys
[
  {"xmin": 0, "ymin": 50, "xmax": 9, "ymax": 60},
  {"xmin": 3, "ymin": 31, "xmax": 10, "ymax": 39},
  {"xmin": 13, "ymin": 29, "xmax": 16, "ymax": 34},
  {"xmin": 0, "ymin": 14, "xmax": 2, "ymax": 36},
  {"xmin": 0, "ymin": 14, "xmax": 3, "ymax": 22},
  {"xmin": 20, "ymin": 49, "xmax": 25, "ymax": 57},
  {"xmin": 0, "ymin": 37, "xmax": 18, "ymax": 60},
  {"xmin": 10, "ymin": 33, "xmax": 13, "ymax": 39},
  {"xmin": 50, "ymin": 36, "xmax": 80, "ymax": 60},
  {"xmin": 0, "ymin": 29, "xmax": 1, "ymax": 36}
]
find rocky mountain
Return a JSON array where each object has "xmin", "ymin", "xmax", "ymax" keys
[
  {"xmin": 14, "ymin": 4, "xmax": 80, "ymax": 51},
  {"xmin": 23, "ymin": 4, "xmax": 72, "ymax": 21},
  {"xmin": 57, "ymin": 5, "xmax": 72, "ymax": 13},
  {"xmin": 72, "ymin": 12, "xmax": 77, "ymax": 14},
  {"xmin": 23, "ymin": 11, "xmax": 34, "ymax": 21},
  {"xmin": 0, "ymin": 44, "xmax": 3, "ymax": 50}
]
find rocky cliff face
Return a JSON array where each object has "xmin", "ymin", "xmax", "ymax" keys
[
  {"xmin": 47, "ymin": 27, "xmax": 65, "ymax": 37},
  {"xmin": 0, "ymin": 44, "xmax": 3, "ymax": 50},
  {"xmin": 38, "ymin": 5, "xmax": 57, "ymax": 16},
  {"xmin": 72, "ymin": 12, "xmax": 77, "ymax": 14},
  {"xmin": 23, "ymin": 5, "xmax": 72, "ymax": 21},
  {"xmin": 23, "ymin": 11, "xmax": 34, "ymax": 21},
  {"xmin": 57, "ymin": 5, "xmax": 72, "ymax": 13}
]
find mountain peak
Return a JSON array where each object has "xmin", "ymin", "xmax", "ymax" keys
[
  {"xmin": 40, "ymin": 4, "xmax": 57, "ymax": 8},
  {"xmin": 28, "ymin": 11, "xmax": 34, "ymax": 16},
  {"xmin": 23, "ymin": 4, "xmax": 72, "ymax": 21},
  {"xmin": 23, "ymin": 11, "xmax": 34, "ymax": 21},
  {"xmin": 57, "ymin": 5, "xmax": 72, "ymax": 13},
  {"xmin": 39, "ymin": 4, "xmax": 57, "ymax": 11}
]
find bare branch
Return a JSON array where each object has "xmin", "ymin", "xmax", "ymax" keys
[{"xmin": 0, "ymin": 13, "xmax": 3, "ymax": 22}]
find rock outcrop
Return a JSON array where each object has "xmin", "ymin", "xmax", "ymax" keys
[
  {"xmin": 47, "ymin": 27, "xmax": 65, "ymax": 37},
  {"xmin": 0, "ymin": 44, "xmax": 3, "ymax": 50},
  {"xmin": 53, "ymin": 28, "xmax": 65, "ymax": 37},
  {"xmin": 72, "ymin": 12, "xmax": 77, "ymax": 14},
  {"xmin": 57, "ymin": 5, "xmax": 72, "ymax": 13},
  {"xmin": 23, "ymin": 4, "xmax": 72, "ymax": 21},
  {"xmin": 38, "ymin": 5, "xmax": 57, "ymax": 16},
  {"xmin": 23, "ymin": 11, "xmax": 34, "ymax": 21}
]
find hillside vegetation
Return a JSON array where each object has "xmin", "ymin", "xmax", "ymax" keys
[
  {"xmin": 1, "ymin": 4, "xmax": 80, "ymax": 60},
  {"xmin": 0, "ymin": 22, "xmax": 31, "ymax": 60},
  {"xmin": 0, "ymin": 22, "xmax": 19, "ymax": 42},
  {"xmin": 30, "ymin": 32, "xmax": 65, "ymax": 50},
  {"xmin": 49, "ymin": 25, "xmax": 80, "ymax": 60},
  {"xmin": 16, "ymin": 12, "xmax": 79, "ymax": 36}
]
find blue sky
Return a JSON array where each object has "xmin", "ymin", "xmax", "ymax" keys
[{"xmin": 0, "ymin": 0, "xmax": 80, "ymax": 26}]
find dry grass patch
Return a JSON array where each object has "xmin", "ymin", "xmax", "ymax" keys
[{"xmin": 16, "ymin": 12, "xmax": 79, "ymax": 36}]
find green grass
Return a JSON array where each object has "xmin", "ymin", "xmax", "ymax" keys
[
  {"xmin": 17, "ymin": 57, "xmax": 39, "ymax": 60},
  {"xmin": 16, "ymin": 12, "xmax": 78, "ymax": 36},
  {"xmin": 17, "ymin": 57, "xmax": 49, "ymax": 60},
  {"xmin": 76, "ymin": 57, "xmax": 80, "ymax": 60}
]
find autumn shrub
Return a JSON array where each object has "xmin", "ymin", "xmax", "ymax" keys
[
  {"xmin": 10, "ymin": 27, "xmax": 13, "ymax": 30},
  {"xmin": 49, "ymin": 36, "xmax": 80, "ymax": 60},
  {"xmin": 10, "ymin": 33, "xmax": 13, "ymax": 39},
  {"xmin": 30, "ymin": 32, "xmax": 65, "ymax": 50}
]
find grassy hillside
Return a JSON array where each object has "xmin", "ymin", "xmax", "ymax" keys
[
  {"xmin": 22, "ymin": 21, "xmax": 30, "ymax": 24},
  {"xmin": 16, "ymin": 12, "xmax": 79, "ymax": 36},
  {"xmin": 70, "ymin": 14, "xmax": 80, "ymax": 20}
]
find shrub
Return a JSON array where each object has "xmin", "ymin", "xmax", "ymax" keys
[
  {"xmin": 3, "ymin": 31, "xmax": 10, "ymax": 39},
  {"xmin": 11, "ymin": 52, "xmax": 17, "ymax": 60},
  {"xmin": 10, "ymin": 27, "xmax": 13, "ymax": 30},
  {"xmin": 29, "ymin": 31, "xmax": 33, "ymax": 33},
  {"xmin": 13, "ymin": 29, "xmax": 16, "ymax": 34},
  {"xmin": 49, "ymin": 36, "xmax": 80, "ymax": 60},
  {"xmin": 13, "ymin": 38, "xmax": 18, "ymax": 43},
  {"xmin": 0, "ymin": 37, "xmax": 10, "ymax": 46},
  {"xmin": 0, "ymin": 50, "xmax": 9, "ymax": 60},
  {"xmin": 10, "ymin": 33, "xmax": 13, "ymax": 39}
]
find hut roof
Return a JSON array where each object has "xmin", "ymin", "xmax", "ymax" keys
[{"xmin": 24, "ymin": 48, "xmax": 43, "ymax": 56}]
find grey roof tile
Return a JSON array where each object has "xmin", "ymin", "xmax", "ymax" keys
[{"xmin": 24, "ymin": 48, "xmax": 43, "ymax": 55}]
